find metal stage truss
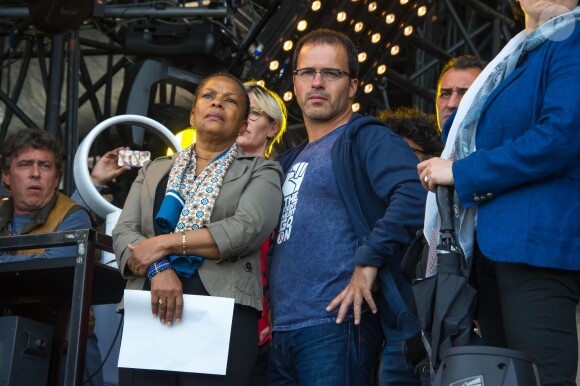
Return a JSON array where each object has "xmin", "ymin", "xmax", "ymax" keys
[{"xmin": 0, "ymin": 0, "xmax": 521, "ymax": 194}]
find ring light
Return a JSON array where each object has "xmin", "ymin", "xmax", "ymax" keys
[{"xmin": 74, "ymin": 114, "xmax": 182, "ymax": 220}]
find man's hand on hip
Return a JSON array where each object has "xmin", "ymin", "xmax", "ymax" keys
[{"xmin": 326, "ymin": 265, "xmax": 378, "ymax": 325}]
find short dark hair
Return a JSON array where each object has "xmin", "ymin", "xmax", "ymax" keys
[
  {"xmin": 1, "ymin": 127, "xmax": 63, "ymax": 177},
  {"xmin": 437, "ymin": 55, "xmax": 487, "ymax": 86},
  {"xmin": 192, "ymin": 72, "xmax": 250, "ymax": 119},
  {"xmin": 378, "ymin": 107, "xmax": 444, "ymax": 158},
  {"xmin": 293, "ymin": 29, "xmax": 359, "ymax": 78},
  {"xmin": 508, "ymin": 0, "xmax": 524, "ymax": 20}
]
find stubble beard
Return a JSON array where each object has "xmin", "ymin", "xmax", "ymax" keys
[
  {"xmin": 301, "ymin": 99, "xmax": 338, "ymax": 122},
  {"xmin": 304, "ymin": 109, "xmax": 334, "ymax": 122}
]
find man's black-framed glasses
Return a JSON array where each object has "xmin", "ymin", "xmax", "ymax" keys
[{"xmin": 293, "ymin": 68, "xmax": 351, "ymax": 81}]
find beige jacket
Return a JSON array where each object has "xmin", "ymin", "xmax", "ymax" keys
[{"xmin": 112, "ymin": 150, "xmax": 283, "ymax": 311}]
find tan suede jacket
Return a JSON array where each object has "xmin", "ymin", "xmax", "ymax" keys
[{"xmin": 112, "ymin": 149, "xmax": 282, "ymax": 311}]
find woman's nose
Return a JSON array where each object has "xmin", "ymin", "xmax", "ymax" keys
[{"xmin": 212, "ymin": 97, "xmax": 224, "ymax": 108}]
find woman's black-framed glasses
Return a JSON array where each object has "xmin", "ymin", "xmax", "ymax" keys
[{"xmin": 293, "ymin": 68, "xmax": 351, "ymax": 82}]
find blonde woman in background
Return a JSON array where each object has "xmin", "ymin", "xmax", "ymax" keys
[
  {"xmin": 237, "ymin": 81, "xmax": 287, "ymax": 158},
  {"xmin": 237, "ymin": 81, "xmax": 287, "ymax": 386}
]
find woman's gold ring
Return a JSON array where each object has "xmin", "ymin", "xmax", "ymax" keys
[{"xmin": 158, "ymin": 299, "xmax": 164, "ymax": 306}]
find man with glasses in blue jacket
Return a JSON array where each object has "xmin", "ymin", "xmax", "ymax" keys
[{"xmin": 267, "ymin": 29, "xmax": 426, "ymax": 386}]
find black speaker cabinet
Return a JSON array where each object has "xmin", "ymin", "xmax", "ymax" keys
[
  {"xmin": 0, "ymin": 316, "xmax": 54, "ymax": 386},
  {"xmin": 434, "ymin": 345, "xmax": 541, "ymax": 386},
  {"xmin": 24, "ymin": 0, "xmax": 93, "ymax": 34}
]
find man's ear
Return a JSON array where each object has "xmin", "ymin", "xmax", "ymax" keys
[
  {"xmin": 1, "ymin": 171, "xmax": 10, "ymax": 193},
  {"xmin": 349, "ymin": 78, "xmax": 359, "ymax": 99}
]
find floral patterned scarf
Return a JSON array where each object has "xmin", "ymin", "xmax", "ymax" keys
[{"xmin": 155, "ymin": 143, "xmax": 238, "ymax": 277}]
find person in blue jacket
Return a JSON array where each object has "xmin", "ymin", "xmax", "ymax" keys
[
  {"xmin": 267, "ymin": 29, "xmax": 426, "ymax": 386},
  {"xmin": 418, "ymin": 2, "xmax": 580, "ymax": 385}
]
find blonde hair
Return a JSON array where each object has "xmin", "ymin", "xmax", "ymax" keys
[{"xmin": 244, "ymin": 81, "xmax": 288, "ymax": 157}]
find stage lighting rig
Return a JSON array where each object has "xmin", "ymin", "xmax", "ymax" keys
[
  {"xmin": 121, "ymin": 21, "xmax": 235, "ymax": 68},
  {"xmin": 82, "ymin": 1, "xmax": 239, "ymax": 73},
  {"xmin": 22, "ymin": 0, "xmax": 95, "ymax": 34}
]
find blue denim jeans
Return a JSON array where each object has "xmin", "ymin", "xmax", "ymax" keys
[
  {"xmin": 268, "ymin": 312, "xmax": 382, "ymax": 386},
  {"xmin": 379, "ymin": 338, "xmax": 423, "ymax": 386},
  {"xmin": 59, "ymin": 334, "xmax": 104, "ymax": 386}
]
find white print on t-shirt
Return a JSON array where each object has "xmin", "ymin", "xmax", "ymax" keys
[{"xmin": 277, "ymin": 162, "xmax": 308, "ymax": 244}]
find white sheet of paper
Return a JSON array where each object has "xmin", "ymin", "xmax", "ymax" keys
[{"xmin": 118, "ymin": 289, "xmax": 235, "ymax": 375}]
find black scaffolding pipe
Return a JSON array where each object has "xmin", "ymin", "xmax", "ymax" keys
[
  {"xmin": 0, "ymin": 6, "xmax": 227, "ymax": 18},
  {"xmin": 44, "ymin": 34, "xmax": 66, "ymax": 140},
  {"xmin": 64, "ymin": 31, "xmax": 80, "ymax": 196}
]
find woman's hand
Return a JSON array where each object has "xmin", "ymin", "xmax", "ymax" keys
[
  {"xmin": 151, "ymin": 269, "xmax": 184, "ymax": 325},
  {"xmin": 126, "ymin": 236, "xmax": 169, "ymax": 276},
  {"xmin": 417, "ymin": 157, "xmax": 455, "ymax": 192},
  {"xmin": 259, "ymin": 326, "xmax": 270, "ymax": 343}
]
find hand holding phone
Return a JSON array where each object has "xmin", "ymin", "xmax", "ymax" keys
[{"xmin": 118, "ymin": 150, "xmax": 151, "ymax": 168}]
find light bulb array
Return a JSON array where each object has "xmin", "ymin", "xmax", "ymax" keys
[{"xmin": 248, "ymin": 0, "xmax": 430, "ymax": 116}]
